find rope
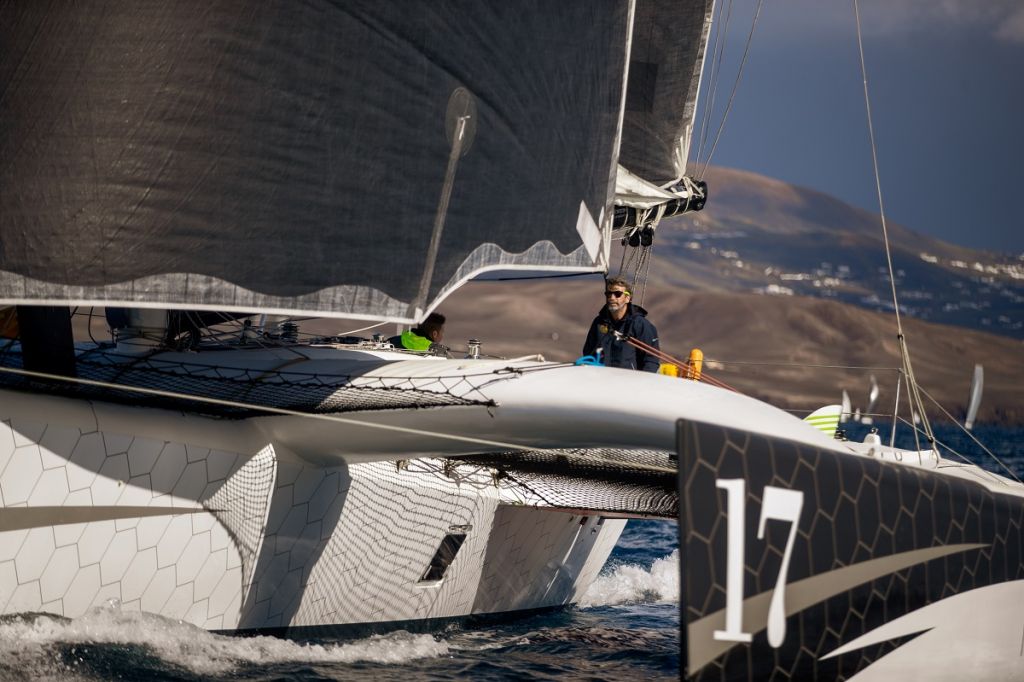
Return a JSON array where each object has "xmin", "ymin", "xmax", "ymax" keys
[
  {"xmin": 334, "ymin": 321, "xmax": 389, "ymax": 337},
  {"xmin": 624, "ymin": 336, "xmax": 740, "ymax": 393},
  {"xmin": 636, "ymin": 242, "xmax": 653, "ymax": 305},
  {"xmin": 617, "ymin": 238, "xmax": 631, "ymax": 277},
  {"xmin": 889, "ymin": 372, "xmax": 902, "ymax": 447}
]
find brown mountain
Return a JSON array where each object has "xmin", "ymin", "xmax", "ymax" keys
[
  {"xmin": 437, "ymin": 279, "xmax": 1023, "ymax": 425},
  {"xmin": 640, "ymin": 167, "xmax": 1024, "ymax": 339}
]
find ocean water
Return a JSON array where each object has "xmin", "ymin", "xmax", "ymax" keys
[{"xmin": 0, "ymin": 423, "xmax": 1019, "ymax": 681}]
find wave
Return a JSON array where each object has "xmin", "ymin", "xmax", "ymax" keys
[
  {"xmin": 0, "ymin": 601, "xmax": 447, "ymax": 679},
  {"xmin": 578, "ymin": 550, "xmax": 678, "ymax": 608}
]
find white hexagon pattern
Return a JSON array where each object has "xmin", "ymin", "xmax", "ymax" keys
[
  {"xmin": 0, "ymin": 415, "xmax": 252, "ymax": 626},
  {"xmin": 0, "ymin": 407, "xmax": 626, "ymax": 634}
]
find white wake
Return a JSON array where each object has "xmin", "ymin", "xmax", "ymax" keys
[
  {"xmin": 0, "ymin": 602, "xmax": 447, "ymax": 678},
  {"xmin": 578, "ymin": 550, "xmax": 679, "ymax": 608}
]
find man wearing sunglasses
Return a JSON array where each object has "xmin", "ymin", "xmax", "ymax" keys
[{"xmin": 581, "ymin": 276, "xmax": 660, "ymax": 372}]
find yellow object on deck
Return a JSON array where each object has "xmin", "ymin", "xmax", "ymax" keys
[
  {"xmin": 658, "ymin": 363, "xmax": 679, "ymax": 377},
  {"xmin": 686, "ymin": 348, "xmax": 703, "ymax": 381}
]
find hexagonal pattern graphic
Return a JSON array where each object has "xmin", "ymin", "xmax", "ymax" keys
[
  {"xmin": 679, "ymin": 421, "xmax": 1024, "ymax": 681},
  {"xmin": 0, "ymin": 409, "xmax": 631, "ymax": 637},
  {"xmin": 1, "ymin": 445, "xmax": 43, "ymax": 505},
  {"xmin": 0, "ymin": 416, "xmax": 254, "ymax": 626}
]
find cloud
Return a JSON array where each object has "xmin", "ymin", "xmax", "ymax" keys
[
  {"xmin": 993, "ymin": 6, "xmax": 1024, "ymax": 43},
  {"xmin": 757, "ymin": 1, "xmax": 1024, "ymax": 45},
  {"xmin": 863, "ymin": 0, "xmax": 1024, "ymax": 43}
]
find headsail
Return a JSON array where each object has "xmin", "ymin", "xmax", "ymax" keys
[
  {"xmin": 614, "ymin": 0, "xmax": 714, "ymax": 229},
  {"xmin": 861, "ymin": 374, "xmax": 880, "ymax": 425},
  {"xmin": 619, "ymin": 0, "xmax": 714, "ymax": 186},
  {"xmin": 0, "ymin": 2, "xmax": 631, "ymax": 323},
  {"xmin": 964, "ymin": 364, "xmax": 984, "ymax": 430}
]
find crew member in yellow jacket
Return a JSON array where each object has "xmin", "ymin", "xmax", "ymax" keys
[{"xmin": 394, "ymin": 312, "xmax": 446, "ymax": 352}]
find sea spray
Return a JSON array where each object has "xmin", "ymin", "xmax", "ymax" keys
[
  {"xmin": 0, "ymin": 603, "xmax": 447, "ymax": 678},
  {"xmin": 579, "ymin": 550, "xmax": 679, "ymax": 608}
]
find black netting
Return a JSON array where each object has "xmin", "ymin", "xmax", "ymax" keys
[
  {"xmin": 456, "ymin": 448, "xmax": 677, "ymax": 518},
  {"xmin": 0, "ymin": 350, "xmax": 492, "ymax": 419},
  {"xmin": 204, "ymin": 446, "xmax": 277, "ymax": 590}
]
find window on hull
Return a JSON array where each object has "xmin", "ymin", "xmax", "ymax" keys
[{"xmin": 419, "ymin": 533, "xmax": 467, "ymax": 583}]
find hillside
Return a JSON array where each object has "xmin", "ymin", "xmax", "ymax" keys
[
  {"xmin": 437, "ymin": 279, "xmax": 1024, "ymax": 425},
  {"xmin": 643, "ymin": 167, "xmax": 1023, "ymax": 339}
]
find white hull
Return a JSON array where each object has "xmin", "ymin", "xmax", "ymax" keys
[
  {"xmin": 0, "ymin": 386, "xmax": 624, "ymax": 632},
  {"xmin": 0, "ymin": 341, "xmax": 828, "ymax": 634},
  {"xmin": 3, "ymin": 344, "xmax": 1016, "ymax": 650},
  {"xmin": 2, "ymin": 339, "xmax": 816, "ymax": 632}
]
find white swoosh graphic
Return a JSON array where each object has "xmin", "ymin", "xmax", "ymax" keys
[{"xmin": 823, "ymin": 579, "xmax": 1024, "ymax": 681}]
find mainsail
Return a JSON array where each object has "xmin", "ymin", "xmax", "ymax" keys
[{"xmin": 0, "ymin": 2, "xmax": 632, "ymax": 323}]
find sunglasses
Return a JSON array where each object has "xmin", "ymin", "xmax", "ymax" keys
[{"xmin": 604, "ymin": 290, "xmax": 629, "ymax": 298}]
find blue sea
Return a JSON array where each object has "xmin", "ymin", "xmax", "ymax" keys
[{"xmin": 1, "ymin": 424, "xmax": 1020, "ymax": 681}]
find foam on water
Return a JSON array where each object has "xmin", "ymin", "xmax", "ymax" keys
[
  {"xmin": 0, "ymin": 601, "xmax": 447, "ymax": 678},
  {"xmin": 578, "ymin": 550, "xmax": 679, "ymax": 608}
]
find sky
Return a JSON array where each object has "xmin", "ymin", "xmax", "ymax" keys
[{"xmin": 691, "ymin": 0, "xmax": 1024, "ymax": 253}]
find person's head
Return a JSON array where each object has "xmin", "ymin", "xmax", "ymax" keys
[
  {"xmin": 417, "ymin": 312, "xmax": 446, "ymax": 343},
  {"xmin": 604, "ymin": 277, "xmax": 631, "ymax": 314}
]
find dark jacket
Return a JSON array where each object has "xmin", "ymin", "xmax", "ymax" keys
[{"xmin": 581, "ymin": 303, "xmax": 660, "ymax": 372}]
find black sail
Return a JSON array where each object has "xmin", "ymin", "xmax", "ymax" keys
[
  {"xmin": 620, "ymin": 0, "xmax": 714, "ymax": 187},
  {"xmin": 0, "ymin": 2, "xmax": 629, "ymax": 322}
]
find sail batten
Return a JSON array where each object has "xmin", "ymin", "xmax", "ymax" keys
[{"xmin": 1, "ymin": 1, "xmax": 630, "ymax": 321}]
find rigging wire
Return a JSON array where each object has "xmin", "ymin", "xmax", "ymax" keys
[
  {"xmin": 853, "ymin": 0, "xmax": 937, "ymax": 453},
  {"xmin": 902, "ymin": 367, "xmax": 924, "ymax": 454},
  {"xmin": 698, "ymin": 0, "xmax": 764, "ymax": 177},
  {"xmin": 695, "ymin": 0, "xmax": 732, "ymax": 169},
  {"xmin": 912, "ymin": 383, "xmax": 1022, "ymax": 484},
  {"xmin": 704, "ymin": 358, "xmax": 901, "ymax": 372},
  {"xmin": 0, "ymin": 363, "xmax": 677, "ymax": 475},
  {"xmin": 890, "ymin": 415, "xmax": 1010, "ymax": 486}
]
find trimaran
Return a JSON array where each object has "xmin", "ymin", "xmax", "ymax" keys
[{"xmin": 0, "ymin": 2, "xmax": 1021, "ymax": 679}]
